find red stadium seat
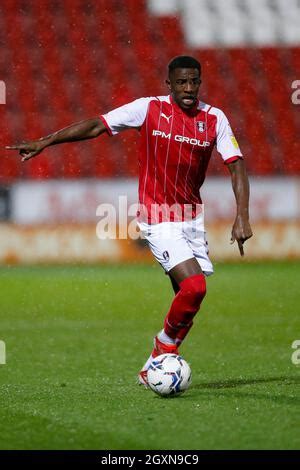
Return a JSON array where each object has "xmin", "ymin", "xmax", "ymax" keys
[{"xmin": 1, "ymin": 0, "xmax": 299, "ymax": 178}]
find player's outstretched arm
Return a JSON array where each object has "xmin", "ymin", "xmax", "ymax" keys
[
  {"xmin": 228, "ymin": 159, "xmax": 253, "ymax": 256},
  {"xmin": 6, "ymin": 117, "xmax": 106, "ymax": 161}
]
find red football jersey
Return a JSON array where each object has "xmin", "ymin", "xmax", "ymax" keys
[{"xmin": 100, "ymin": 95, "xmax": 242, "ymax": 222}]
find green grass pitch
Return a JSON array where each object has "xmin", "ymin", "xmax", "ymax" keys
[{"xmin": 0, "ymin": 262, "xmax": 299, "ymax": 450}]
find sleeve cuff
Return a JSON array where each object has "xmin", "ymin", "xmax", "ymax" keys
[
  {"xmin": 99, "ymin": 115, "xmax": 113, "ymax": 136},
  {"xmin": 224, "ymin": 155, "xmax": 243, "ymax": 165}
]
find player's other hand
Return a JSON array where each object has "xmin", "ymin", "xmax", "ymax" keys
[
  {"xmin": 230, "ymin": 215, "xmax": 253, "ymax": 256},
  {"xmin": 6, "ymin": 139, "xmax": 48, "ymax": 161}
]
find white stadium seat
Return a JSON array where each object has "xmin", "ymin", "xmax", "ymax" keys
[
  {"xmin": 148, "ymin": 0, "xmax": 300, "ymax": 46},
  {"xmin": 148, "ymin": 0, "xmax": 179, "ymax": 15}
]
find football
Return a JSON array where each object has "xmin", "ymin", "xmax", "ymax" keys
[{"xmin": 147, "ymin": 353, "xmax": 192, "ymax": 397}]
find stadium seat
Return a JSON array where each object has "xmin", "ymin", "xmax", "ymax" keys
[{"xmin": 1, "ymin": 0, "xmax": 300, "ymax": 178}]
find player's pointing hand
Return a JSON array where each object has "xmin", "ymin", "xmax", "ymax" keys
[
  {"xmin": 231, "ymin": 216, "xmax": 253, "ymax": 256},
  {"xmin": 6, "ymin": 140, "xmax": 47, "ymax": 161}
]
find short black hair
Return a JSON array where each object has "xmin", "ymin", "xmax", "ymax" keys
[{"xmin": 168, "ymin": 56, "xmax": 201, "ymax": 75}]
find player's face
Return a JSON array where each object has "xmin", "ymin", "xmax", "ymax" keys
[{"xmin": 167, "ymin": 68, "xmax": 201, "ymax": 110}]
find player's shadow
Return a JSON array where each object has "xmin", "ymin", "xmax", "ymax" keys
[
  {"xmin": 193, "ymin": 375, "xmax": 300, "ymax": 389},
  {"xmin": 190, "ymin": 375, "xmax": 300, "ymax": 406}
]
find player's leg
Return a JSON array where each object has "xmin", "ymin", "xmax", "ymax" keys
[
  {"xmin": 139, "ymin": 258, "xmax": 206, "ymax": 386},
  {"xmin": 169, "ymin": 274, "xmax": 180, "ymax": 294},
  {"xmin": 163, "ymin": 216, "xmax": 212, "ymax": 346},
  {"xmin": 167, "ymin": 261, "xmax": 202, "ymax": 345},
  {"xmin": 162, "ymin": 258, "xmax": 206, "ymax": 346},
  {"xmin": 137, "ymin": 219, "xmax": 209, "ymax": 386}
]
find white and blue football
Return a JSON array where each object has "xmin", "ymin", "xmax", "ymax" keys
[{"xmin": 147, "ymin": 353, "xmax": 191, "ymax": 397}]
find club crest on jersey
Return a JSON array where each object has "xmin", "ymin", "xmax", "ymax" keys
[{"xmin": 197, "ymin": 121, "xmax": 206, "ymax": 132}]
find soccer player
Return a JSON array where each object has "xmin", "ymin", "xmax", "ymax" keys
[{"xmin": 6, "ymin": 56, "xmax": 252, "ymax": 386}]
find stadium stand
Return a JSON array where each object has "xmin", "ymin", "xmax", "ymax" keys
[{"xmin": 0, "ymin": 0, "xmax": 299, "ymax": 180}]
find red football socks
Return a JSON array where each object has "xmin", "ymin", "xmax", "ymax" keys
[{"xmin": 163, "ymin": 273, "xmax": 206, "ymax": 341}]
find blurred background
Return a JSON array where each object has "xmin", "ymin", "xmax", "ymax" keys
[{"xmin": 0, "ymin": 0, "xmax": 299, "ymax": 264}]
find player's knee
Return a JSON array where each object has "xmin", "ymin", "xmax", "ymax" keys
[{"xmin": 179, "ymin": 274, "xmax": 206, "ymax": 308}]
